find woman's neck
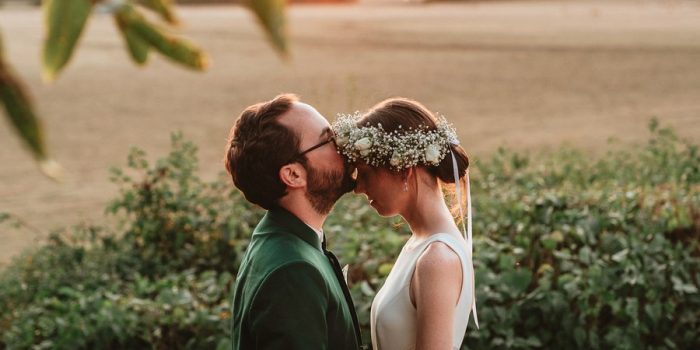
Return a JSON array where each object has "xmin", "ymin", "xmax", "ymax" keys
[{"xmin": 401, "ymin": 177, "xmax": 460, "ymax": 239}]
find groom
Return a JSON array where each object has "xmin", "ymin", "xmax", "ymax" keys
[{"xmin": 224, "ymin": 94, "xmax": 362, "ymax": 349}]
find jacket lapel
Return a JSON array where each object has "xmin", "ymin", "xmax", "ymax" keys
[
  {"xmin": 255, "ymin": 208, "xmax": 364, "ymax": 346},
  {"xmin": 323, "ymin": 235, "xmax": 363, "ymax": 346}
]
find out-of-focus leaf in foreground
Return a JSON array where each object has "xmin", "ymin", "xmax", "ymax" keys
[
  {"xmin": 0, "ymin": 33, "xmax": 62, "ymax": 180},
  {"xmin": 116, "ymin": 3, "xmax": 209, "ymax": 70},
  {"xmin": 115, "ymin": 10, "xmax": 151, "ymax": 65},
  {"xmin": 137, "ymin": 0, "xmax": 179, "ymax": 25},
  {"xmin": 246, "ymin": 0, "xmax": 289, "ymax": 56},
  {"xmin": 42, "ymin": 0, "xmax": 94, "ymax": 82}
]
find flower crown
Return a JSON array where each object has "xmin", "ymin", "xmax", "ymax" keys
[{"xmin": 331, "ymin": 111, "xmax": 460, "ymax": 171}]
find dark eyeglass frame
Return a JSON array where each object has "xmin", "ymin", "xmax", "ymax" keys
[{"xmin": 287, "ymin": 134, "xmax": 336, "ymax": 163}]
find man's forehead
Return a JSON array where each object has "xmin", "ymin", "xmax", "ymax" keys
[{"xmin": 279, "ymin": 102, "xmax": 329, "ymax": 134}]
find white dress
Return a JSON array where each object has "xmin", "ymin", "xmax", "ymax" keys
[{"xmin": 370, "ymin": 233, "xmax": 476, "ymax": 350}]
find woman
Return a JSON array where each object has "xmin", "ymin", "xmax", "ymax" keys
[{"xmin": 333, "ymin": 98, "xmax": 478, "ymax": 350}]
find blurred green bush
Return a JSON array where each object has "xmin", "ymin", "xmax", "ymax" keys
[{"xmin": 1, "ymin": 120, "xmax": 698, "ymax": 349}]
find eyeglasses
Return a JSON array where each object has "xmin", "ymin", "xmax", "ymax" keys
[{"xmin": 288, "ymin": 133, "xmax": 336, "ymax": 163}]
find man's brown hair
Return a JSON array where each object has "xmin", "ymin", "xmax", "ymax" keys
[{"xmin": 224, "ymin": 94, "xmax": 301, "ymax": 210}]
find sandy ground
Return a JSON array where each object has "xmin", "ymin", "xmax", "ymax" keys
[{"xmin": 1, "ymin": 0, "xmax": 700, "ymax": 266}]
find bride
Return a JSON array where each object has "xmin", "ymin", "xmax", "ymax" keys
[{"xmin": 333, "ymin": 98, "xmax": 478, "ymax": 350}]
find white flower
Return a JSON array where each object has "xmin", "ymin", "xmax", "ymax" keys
[
  {"xmin": 336, "ymin": 135, "xmax": 349, "ymax": 147},
  {"xmin": 425, "ymin": 144, "xmax": 442, "ymax": 164},
  {"xmin": 331, "ymin": 112, "xmax": 460, "ymax": 172},
  {"xmin": 354, "ymin": 137, "xmax": 372, "ymax": 151},
  {"xmin": 390, "ymin": 152, "xmax": 401, "ymax": 167}
]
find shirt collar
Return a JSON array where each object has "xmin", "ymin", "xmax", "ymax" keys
[
  {"xmin": 304, "ymin": 223, "xmax": 324, "ymax": 243},
  {"xmin": 259, "ymin": 207, "xmax": 323, "ymax": 251}
]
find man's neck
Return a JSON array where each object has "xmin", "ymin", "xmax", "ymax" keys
[{"xmin": 278, "ymin": 199, "xmax": 326, "ymax": 234}]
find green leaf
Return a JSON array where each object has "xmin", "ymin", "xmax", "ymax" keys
[
  {"xmin": 42, "ymin": 0, "xmax": 94, "ymax": 81},
  {"xmin": 611, "ymin": 248, "xmax": 628, "ymax": 262},
  {"xmin": 360, "ymin": 281, "xmax": 375, "ymax": 296},
  {"xmin": 579, "ymin": 246, "xmax": 593, "ymax": 263},
  {"xmin": 137, "ymin": 0, "xmax": 178, "ymax": 25},
  {"xmin": 216, "ymin": 338, "xmax": 232, "ymax": 350},
  {"xmin": 246, "ymin": 0, "xmax": 288, "ymax": 56},
  {"xmin": 671, "ymin": 276, "xmax": 698, "ymax": 294},
  {"xmin": 573, "ymin": 327, "xmax": 586, "ymax": 347},
  {"xmin": 0, "ymin": 66, "xmax": 45, "ymax": 159},
  {"xmin": 541, "ymin": 237, "xmax": 557, "ymax": 250},
  {"xmin": 114, "ymin": 13, "xmax": 150, "ymax": 64},
  {"xmin": 498, "ymin": 254, "xmax": 516, "ymax": 270},
  {"xmin": 625, "ymin": 297, "xmax": 639, "ymax": 319},
  {"xmin": 644, "ymin": 302, "xmax": 662, "ymax": 323},
  {"xmin": 57, "ymin": 286, "xmax": 81, "ymax": 299},
  {"xmin": 524, "ymin": 336, "xmax": 542, "ymax": 347},
  {"xmin": 116, "ymin": 4, "xmax": 209, "ymax": 70},
  {"xmin": 0, "ymin": 34, "xmax": 44, "ymax": 159},
  {"xmin": 537, "ymin": 263, "xmax": 553, "ymax": 275},
  {"xmin": 377, "ymin": 263, "xmax": 393, "ymax": 277},
  {"xmin": 0, "ymin": 36, "xmax": 62, "ymax": 180},
  {"xmin": 502, "ymin": 269, "xmax": 532, "ymax": 295}
]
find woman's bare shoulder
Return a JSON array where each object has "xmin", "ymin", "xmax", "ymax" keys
[{"xmin": 415, "ymin": 241, "xmax": 462, "ymax": 279}]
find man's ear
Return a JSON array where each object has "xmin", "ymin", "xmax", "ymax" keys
[{"xmin": 279, "ymin": 163, "xmax": 307, "ymax": 189}]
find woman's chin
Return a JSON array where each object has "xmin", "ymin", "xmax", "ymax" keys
[{"xmin": 370, "ymin": 201, "xmax": 393, "ymax": 217}]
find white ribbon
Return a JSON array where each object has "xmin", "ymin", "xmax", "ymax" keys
[
  {"xmin": 450, "ymin": 148, "xmax": 479, "ymax": 329},
  {"xmin": 96, "ymin": 0, "xmax": 126, "ymax": 14}
]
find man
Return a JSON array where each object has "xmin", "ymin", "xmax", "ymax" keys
[{"xmin": 224, "ymin": 94, "xmax": 362, "ymax": 349}]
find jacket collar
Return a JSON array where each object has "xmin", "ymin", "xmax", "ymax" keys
[{"xmin": 256, "ymin": 207, "xmax": 323, "ymax": 251}]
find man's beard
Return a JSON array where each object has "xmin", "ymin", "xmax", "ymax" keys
[{"xmin": 304, "ymin": 162, "xmax": 355, "ymax": 216}]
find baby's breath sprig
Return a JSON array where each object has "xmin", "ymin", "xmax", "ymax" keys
[{"xmin": 332, "ymin": 112, "xmax": 460, "ymax": 171}]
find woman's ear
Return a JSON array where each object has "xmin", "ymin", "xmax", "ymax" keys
[{"xmin": 279, "ymin": 163, "xmax": 307, "ymax": 189}]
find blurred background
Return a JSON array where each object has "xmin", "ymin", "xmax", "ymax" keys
[
  {"xmin": 2, "ymin": 0, "xmax": 698, "ymax": 266},
  {"xmin": 0, "ymin": 1, "xmax": 699, "ymax": 348}
]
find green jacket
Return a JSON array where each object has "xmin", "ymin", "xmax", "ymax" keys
[{"xmin": 230, "ymin": 208, "xmax": 362, "ymax": 350}]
